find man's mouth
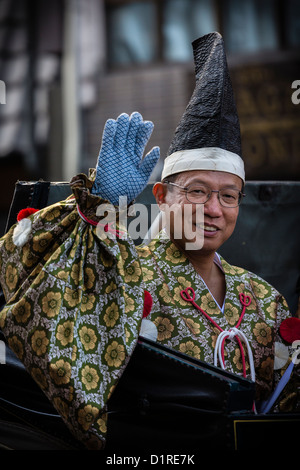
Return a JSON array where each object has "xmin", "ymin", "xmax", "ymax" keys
[{"xmin": 195, "ymin": 223, "xmax": 219, "ymax": 232}]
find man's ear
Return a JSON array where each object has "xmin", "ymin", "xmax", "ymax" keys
[{"xmin": 152, "ymin": 182, "xmax": 166, "ymax": 207}]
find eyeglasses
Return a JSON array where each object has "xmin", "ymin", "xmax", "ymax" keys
[{"xmin": 164, "ymin": 181, "xmax": 245, "ymax": 208}]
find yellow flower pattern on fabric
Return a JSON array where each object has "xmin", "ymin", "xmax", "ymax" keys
[
  {"xmin": 266, "ymin": 301, "xmax": 277, "ymax": 319},
  {"xmin": 8, "ymin": 335, "xmax": 24, "ymax": 361},
  {"xmin": 251, "ymin": 280, "xmax": 269, "ymax": 299},
  {"xmin": 125, "ymin": 327, "xmax": 131, "ymax": 344},
  {"xmin": 41, "ymin": 291, "xmax": 62, "ymax": 317},
  {"xmin": 4, "ymin": 235, "xmax": 16, "ymax": 253},
  {"xmin": 141, "ymin": 266, "xmax": 154, "ymax": 281},
  {"xmin": 84, "ymin": 267, "xmax": 95, "ymax": 290},
  {"xmin": 179, "ymin": 340, "xmax": 201, "ymax": 359},
  {"xmin": 124, "ymin": 260, "xmax": 142, "ymax": 283},
  {"xmin": 69, "ymin": 233, "xmax": 80, "ymax": 259},
  {"xmin": 154, "ymin": 317, "xmax": 174, "ymax": 341},
  {"xmin": 81, "ymin": 365, "xmax": 100, "ymax": 391},
  {"xmin": 224, "ymin": 303, "xmax": 240, "ymax": 326},
  {"xmin": 233, "ymin": 347, "xmax": 249, "ymax": 372},
  {"xmin": 49, "ymin": 359, "xmax": 71, "ymax": 385},
  {"xmin": 118, "ymin": 243, "xmax": 129, "ymax": 261},
  {"xmin": 158, "ymin": 285, "xmax": 175, "ymax": 305},
  {"xmin": 184, "ymin": 318, "xmax": 201, "ymax": 336},
  {"xmin": 32, "ymin": 231, "xmax": 53, "ymax": 253},
  {"xmin": 5, "ymin": 264, "xmax": 18, "ymax": 292},
  {"xmin": 31, "ymin": 329, "xmax": 49, "ymax": 356},
  {"xmin": 97, "ymin": 415, "xmax": 107, "ymax": 433},
  {"xmin": 57, "ymin": 270, "xmax": 69, "ymax": 281},
  {"xmin": 104, "ymin": 302, "xmax": 119, "ymax": 328},
  {"xmin": 81, "ymin": 294, "xmax": 96, "ymax": 313},
  {"xmin": 44, "ymin": 206, "xmax": 61, "ymax": 221},
  {"xmin": 21, "ymin": 245, "xmax": 36, "ymax": 268},
  {"xmin": 253, "ymin": 322, "xmax": 272, "ymax": 345},
  {"xmin": 138, "ymin": 245, "xmax": 152, "ymax": 258},
  {"xmin": 12, "ymin": 298, "xmax": 31, "ymax": 323},
  {"xmin": 105, "ymin": 281, "xmax": 117, "ymax": 294},
  {"xmin": 70, "ymin": 263, "xmax": 82, "ymax": 286},
  {"xmin": 124, "ymin": 293, "xmax": 135, "ymax": 312},
  {"xmin": 56, "ymin": 320, "xmax": 74, "ymax": 347},
  {"xmin": 64, "ymin": 287, "xmax": 81, "ymax": 308},
  {"xmin": 165, "ymin": 244, "xmax": 186, "ymax": 264},
  {"xmin": 78, "ymin": 405, "xmax": 99, "ymax": 431},
  {"xmin": 53, "ymin": 397, "xmax": 70, "ymax": 420},
  {"xmin": 104, "ymin": 341, "xmax": 126, "ymax": 368},
  {"xmin": 79, "ymin": 326, "xmax": 97, "ymax": 351},
  {"xmin": 174, "ymin": 276, "xmax": 191, "ymax": 305},
  {"xmin": 200, "ymin": 292, "xmax": 220, "ymax": 315}
]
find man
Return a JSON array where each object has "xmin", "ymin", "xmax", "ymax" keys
[{"xmin": 0, "ymin": 33, "xmax": 298, "ymax": 450}]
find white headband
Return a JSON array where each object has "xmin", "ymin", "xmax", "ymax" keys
[{"xmin": 161, "ymin": 147, "xmax": 245, "ymax": 183}]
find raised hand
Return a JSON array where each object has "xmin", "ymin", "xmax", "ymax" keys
[{"xmin": 91, "ymin": 112, "xmax": 160, "ymax": 205}]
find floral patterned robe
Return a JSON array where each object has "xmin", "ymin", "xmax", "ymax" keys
[
  {"xmin": 137, "ymin": 231, "xmax": 290, "ymax": 403},
  {"xmin": 0, "ymin": 175, "xmax": 297, "ymax": 449}
]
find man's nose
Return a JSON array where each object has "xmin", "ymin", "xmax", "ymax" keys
[{"xmin": 204, "ymin": 191, "xmax": 223, "ymax": 216}]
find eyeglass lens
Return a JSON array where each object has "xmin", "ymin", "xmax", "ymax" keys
[{"xmin": 186, "ymin": 185, "xmax": 241, "ymax": 207}]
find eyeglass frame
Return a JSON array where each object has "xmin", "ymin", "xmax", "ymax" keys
[{"xmin": 164, "ymin": 181, "xmax": 246, "ymax": 208}]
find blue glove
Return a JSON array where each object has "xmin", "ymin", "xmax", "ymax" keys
[{"xmin": 91, "ymin": 112, "xmax": 160, "ymax": 205}]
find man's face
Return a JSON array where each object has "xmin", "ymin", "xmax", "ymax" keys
[{"xmin": 153, "ymin": 170, "xmax": 242, "ymax": 254}]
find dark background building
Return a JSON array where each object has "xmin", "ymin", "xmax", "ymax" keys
[{"xmin": 0, "ymin": 0, "xmax": 299, "ymax": 235}]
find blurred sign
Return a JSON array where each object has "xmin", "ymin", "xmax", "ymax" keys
[{"xmin": 231, "ymin": 59, "xmax": 300, "ymax": 180}]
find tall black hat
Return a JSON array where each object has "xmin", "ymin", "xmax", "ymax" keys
[{"xmin": 162, "ymin": 32, "xmax": 244, "ymax": 182}]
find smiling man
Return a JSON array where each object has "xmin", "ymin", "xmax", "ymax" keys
[
  {"xmin": 0, "ymin": 32, "xmax": 298, "ymax": 450},
  {"xmin": 133, "ymin": 33, "xmax": 297, "ymax": 415}
]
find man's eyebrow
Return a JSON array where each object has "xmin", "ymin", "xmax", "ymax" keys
[{"xmin": 183, "ymin": 179, "xmax": 241, "ymax": 190}]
